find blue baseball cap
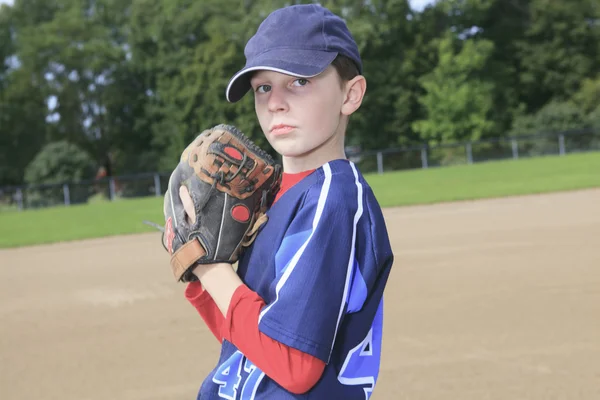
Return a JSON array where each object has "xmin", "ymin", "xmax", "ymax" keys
[{"xmin": 225, "ymin": 4, "xmax": 362, "ymax": 103}]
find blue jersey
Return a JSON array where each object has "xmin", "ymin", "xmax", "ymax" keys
[{"xmin": 198, "ymin": 159, "xmax": 394, "ymax": 399}]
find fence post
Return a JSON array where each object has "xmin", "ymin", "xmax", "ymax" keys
[
  {"xmin": 63, "ymin": 183, "xmax": 70, "ymax": 206},
  {"xmin": 376, "ymin": 152, "xmax": 384, "ymax": 175},
  {"xmin": 109, "ymin": 178, "xmax": 116, "ymax": 201},
  {"xmin": 511, "ymin": 139, "xmax": 519, "ymax": 160},
  {"xmin": 466, "ymin": 142, "xmax": 473, "ymax": 164},
  {"xmin": 154, "ymin": 173, "xmax": 161, "ymax": 196},
  {"xmin": 15, "ymin": 188, "xmax": 23, "ymax": 211},
  {"xmin": 421, "ymin": 145, "xmax": 428, "ymax": 169},
  {"xmin": 558, "ymin": 134, "xmax": 566, "ymax": 155}
]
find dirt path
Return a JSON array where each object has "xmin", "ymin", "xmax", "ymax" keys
[{"xmin": 1, "ymin": 189, "xmax": 599, "ymax": 399}]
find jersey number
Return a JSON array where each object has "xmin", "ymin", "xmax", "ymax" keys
[
  {"xmin": 337, "ymin": 299, "xmax": 384, "ymax": 399},
  {"xmin": 213, "ymin": 351, "xmax": 265, "ymax": 400}
]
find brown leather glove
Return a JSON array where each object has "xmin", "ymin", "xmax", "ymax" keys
[{"xmin": 160, "ymin": 124, "xmax": 281, "ymax": 282}]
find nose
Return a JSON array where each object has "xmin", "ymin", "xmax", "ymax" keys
[{"xmin": 267, "ymin": 86, "xmax": 289, "ymax": 113}]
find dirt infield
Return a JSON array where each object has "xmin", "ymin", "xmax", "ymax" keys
[{"xmin": 1, "ymin": 189, "xmax": 599, "ymax": 400}]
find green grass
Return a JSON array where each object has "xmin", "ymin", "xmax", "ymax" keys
[
  {"xmin": 0, "ymin": 196, "xmax": 165, "ymax": 248},
  {"xmin": 366, "ymin": 152, "xmax": 600, "ymax": 208},
  {"xmin": 1, "ymin": 152, "xmax": 599, "ymax": 248}
]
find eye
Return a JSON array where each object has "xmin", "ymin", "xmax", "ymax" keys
[
  {"xmin": 292, "ymin": 78, "xmax": 309, "ymax": 87},
  {"xmin": 255, "ymin": 84, "xmax": 271, "ymax": 93}
]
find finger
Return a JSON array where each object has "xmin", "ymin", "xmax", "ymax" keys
[{"xmin": 179, "ymin": 186, "xmax": 197, "ymax": 224}]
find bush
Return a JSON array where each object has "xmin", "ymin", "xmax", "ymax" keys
[
  {"xmin": 588, "ymin": 105, "xmax": 600, "ymax": 130},
  {"xmin": 510, "ymin": 101, "xmax": 591, "ymax": 156},
  {"xmin": 573, "ymin": 76, "xmax": 600, "ymax": 115},
  {"xmin": 24, "ymin": 141, "xmax": 96, "ymax": 207},
  {"xmin": 510, "ymin": 101, "xmax": 588, "ymax": 136}
]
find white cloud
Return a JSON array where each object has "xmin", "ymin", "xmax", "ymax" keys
[
  {"xmin": 0, "ymin": 0, "xmax": 14, "ymax": 6},
  {"xmin": 409, "ymin": 0, "xmax": 436, "ymax": 12}
]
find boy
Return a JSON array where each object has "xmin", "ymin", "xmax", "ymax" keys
[{"xmin": 182, "ymin": 4, "xmax": 394, "ymax": 399}]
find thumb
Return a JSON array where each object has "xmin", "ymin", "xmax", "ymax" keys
[{"xmin": 179, "ymin": 185, "xmax": 197, "ymax": 224}]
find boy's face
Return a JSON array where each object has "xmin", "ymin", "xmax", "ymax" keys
[{"xmin": 250, "ymin": 66, "xmax": 360, "ymax": 169}]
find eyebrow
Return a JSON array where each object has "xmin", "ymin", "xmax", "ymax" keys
[{"xmin": 249, "ymin": 73, "xmax": 267, "ymax": 86}]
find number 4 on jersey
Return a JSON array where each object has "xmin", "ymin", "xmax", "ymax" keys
[
  {"xmin": 212, "ymin": 351, "xmax": 244, "ymax": 399},
  {"xmin": 213, "ymin": 351, "xmax": 265, "ymax": 400},
  {"xmin": 338, "ymin": 299, "xmax": 384, "ymax": 399}
]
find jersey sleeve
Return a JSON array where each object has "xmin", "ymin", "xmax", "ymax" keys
[{"xmin": 257, "ymin": 166, "xmax": 365, "ymax": 363}]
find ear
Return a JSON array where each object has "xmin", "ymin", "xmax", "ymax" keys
[{"xmin": 341, "ymin": 75, "xmax": 367, "ymax": 116}]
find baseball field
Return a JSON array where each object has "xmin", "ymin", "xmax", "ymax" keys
[{"xmin": 1, "ymin": 154, "xmax": 599, "ymax": 399}]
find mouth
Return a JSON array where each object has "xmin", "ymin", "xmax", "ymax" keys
[{"xmin": 270, "ymin": 124, "xmax": 295, "ymax": 135}]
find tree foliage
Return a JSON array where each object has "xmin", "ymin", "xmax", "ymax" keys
[
  {"xmin": 510, "ymin": 101, "xmax": 589, "ymax": 136},
  {"xmin": 1, "ymin": 0, "xmax": 599, "ymax": 186},
  {"xmin": 24, "ymin": 140, "xmax": 95, "ymax": 185},
  {"xmin": 412, "ymin": 34, "xmax": 496, "ymax": 144}
]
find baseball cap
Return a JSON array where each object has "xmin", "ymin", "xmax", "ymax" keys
[{"xmin": 225, "ymin": 4, "xmax": 362, "ymax": 103}]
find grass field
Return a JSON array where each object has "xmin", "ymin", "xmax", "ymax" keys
[
  {"xmin": 369, "ymin": 151, "xmax": 600, "ymax": 207},
  {"xmin": 1, "ymin": 152, "xmax": 599, "ymax": 248}
]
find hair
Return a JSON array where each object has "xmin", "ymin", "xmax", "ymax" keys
[{"xmin": 331, "ymin": 54, "xmax": 360, "ymax": 87}]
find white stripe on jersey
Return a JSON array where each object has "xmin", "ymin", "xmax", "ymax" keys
[
  {"xmin": 258, "ymin": 163, "xmax": 333, "ymax": 323},
  {"xmin": 328, "ymin": 161, "xmax": 364, "ymax": 362}
]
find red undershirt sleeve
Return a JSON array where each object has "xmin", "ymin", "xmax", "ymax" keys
[
  {"xmin": 222, "ymin": 284, "xmax": 326, "ymax": 395},
  {"xmin": 185, "ymin": 282, "xmax": 224, "ymax": 343}
]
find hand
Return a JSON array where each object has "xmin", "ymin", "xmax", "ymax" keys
[{"xmin": 179, "ymin": 185, "xmax": 196, "ymax": 224}]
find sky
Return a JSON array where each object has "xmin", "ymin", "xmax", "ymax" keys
[
  {"xmin": 0, "ymin": 0, "xmax": 436, "ymax": 11},
  {"xmin": 409, "ymin": 0, "xmax": 436, "ymax": 11}
]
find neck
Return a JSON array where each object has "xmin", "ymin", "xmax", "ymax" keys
[
  {"xmin": 282, "ymin": 151, "xmax": 346, "ymax": 173},
  {"xmin": 282, "ymin": 120, "xmax": 347, "ymax": 173}
]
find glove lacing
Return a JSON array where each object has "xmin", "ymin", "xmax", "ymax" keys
[{"xmin": 197, "ymin": 151, "xmax": 250, "ymax": 212}]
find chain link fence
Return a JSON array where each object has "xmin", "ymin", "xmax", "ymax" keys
[
  {"xmin": 0, "ymin": 172, "xmax": 171, "ymax": 212},
  {"xmin": 2, "ymin": 129, "xmax": 599, "ymax": 211},
  {"xmin": 353, "ymin": 128, "xmax": 600, "ymax": 174}
]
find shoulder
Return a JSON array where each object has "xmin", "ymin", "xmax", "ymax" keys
[
  {"xmin": 302, "ymin": 160, "xmax": 365, "ymax": 205},
  {"xmin": 315, "ymin": 160, "xmax": 392, "ymax": 262},
  {"xmin": 302, "ymin": 160, "xmax": 380, "ymax": 212}
]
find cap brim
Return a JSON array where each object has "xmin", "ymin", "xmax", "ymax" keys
[{"xmin": 225, "ymin": 49, "xmax": 338, "ymax": 103}]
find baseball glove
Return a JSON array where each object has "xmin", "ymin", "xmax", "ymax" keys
[{"xmin": 153, "ymin": 124, "xmax": 281, "ymax": 282}]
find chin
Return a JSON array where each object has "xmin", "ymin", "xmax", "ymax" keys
[
  {"xmin": 278, "ymin": 150, "xmax": 307, "ymax": 159},
  {"xmin": 270, "ymin": 142, "xmax": 306, "ymax": 158}
]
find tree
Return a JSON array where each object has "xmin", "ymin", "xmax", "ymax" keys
[
  {"xmin": 2, "ymin": 0, "xmax": 599, "ymax": 188},
  {"xmin": 25, "ymin": 140, "xmax": 96, "ymax": 184},
  {"xmin": 510, "ymin": 100, "xmax": 588, "ymax": 136},
  {"xmin": 572, "ymin": 75, "xmax": 600, "ymax": 116},
  {"xmin": 412, "ymin": 34, "xmax": 496, "ymax": 145},
  {"xmin": 509, "ymin": 100, "xmax": 592, "ymax": 156},
  {"xmin": 129, "ymin": 0, "xmax": 292, "ymax": 172},
  {"xmin": 440, "ymin": 0, "xmax": 529, "ymax": 136},
  {"xmin": 588, "ymin": 106, "xmax": 600, "ymax": 130},
  {"xmin": 0, "ymin": 4, "xmax": 48, "ymax": 186},
  {"xmin": 10, "ymin": 0, "xmax": 147, "ymax": 178},
  {"xmin": 516, "ymin": 0, "xmax": 600, "ymax": 112},
  {"xmin": 24, "ymin": 140, "xmax": 96, "ymax": 206}
]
